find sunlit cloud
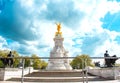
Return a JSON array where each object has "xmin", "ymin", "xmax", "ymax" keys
[{"xmin": 0, "ymin": 0, "xmax": 120, "ymax": 58}]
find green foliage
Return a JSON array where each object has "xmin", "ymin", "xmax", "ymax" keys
[
  {"xmin": 12, "ymin": 50, "xmax": 20, "ymax": 67},
  {"xmin": 70, "ymin": 54, "xmax": 92, "ymax": 69},
  {"xmin": 40, "ymin": 60, "xmax": 48, "ymax": 69},
  {"xmin": 115, "ymin": 63, "xmax": 120, "ymax": 67},
  {"xmin": 0, "ymin": 50, "xmax": 20, "ymax": 67},
  {"xmin": 0, "ymin": 60, "xmax": 4, "ymax": 68},
  {"xmin": 24, "ymin": 56, "xmax": 31, "ymax": 67},
  {"xmin": 31, "ymin": 54, "xmax": 42, "ymax": 69},
  {"xmin": 31, "ymin": 54, "xmax": 48, "ymax": 69},
  {"xmin": 0, "ymin": 50, "xmax": 48, "ymax": 69},
  {"xmin": 0, "ymin": 50, "xmax": 7, "ymax": 67},
  {"xmin": 0, "ymin": 50, "xmax": 8, "ymax": 57}
]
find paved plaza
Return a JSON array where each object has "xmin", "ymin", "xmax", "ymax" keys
[{"xmin": 0, "ymin": 80, "xmax": 120, "ymax": 83}]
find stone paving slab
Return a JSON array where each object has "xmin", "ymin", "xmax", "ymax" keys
[{"xmin": 0, "ymin": 80, "xmax": 120, "ymax": 83}]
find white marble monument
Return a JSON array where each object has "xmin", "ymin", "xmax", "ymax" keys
[{"xmin": 46, "ymin": 23, "xmax": 72, "ymax": 71}]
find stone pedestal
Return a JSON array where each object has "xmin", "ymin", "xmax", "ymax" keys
[
  {"xmin": 46, "ymin": 28, "xmax": 72, "ymax": 70},
  {"xmin": 87, "ymin": 67, "xmax": 120, "ymax": 80}
]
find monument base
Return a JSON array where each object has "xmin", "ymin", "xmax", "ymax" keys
[
  {"xmin": 46, "ymin": 63, "xmax": 66, "ymax": 71},
  {"xmin": 46, "ymin": 62, "xmax": 72, "ymax": 71},
  {"xmin": 87, "ymin": 67, "xmax": 120, "ymax": 80}
]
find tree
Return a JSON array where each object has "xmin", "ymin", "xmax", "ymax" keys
[
  {"xmin": 12, "ymin": 50, "xmax": 20, "ymax": 67},
  {"xmin": 0, "ymin": 50, "xmax": 20, "ymax": 67},
  {"xmin": 24, "ymin": 56, "xmax": 31, "ymax": 68},
  {"xmin": 0, "ymin": 50, "xmax": 8, "ymax": 57},
  {"xmin": 31, "ymin": 54, "xmax": 42, "ymax": 69},
  {"xmin": 31, "ymin": 54, "xmax": 48, "ymax": 69},
  {"xmin": 40, "ymin": 60, "xmax": 48, "ymax": 69},
  {"xmin": 0, "ymin": 50, "xmax": 8, "ymax": 67},
  {"xmin": 70, "ymin": 54, "xmax": 93, "ymax": 69},
  {"xmin": 0, "ymin": 60, "xmax": 4, "ymax": 68}
]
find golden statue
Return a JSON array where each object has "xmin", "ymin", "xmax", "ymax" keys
[
  {"xmin": 55, "ymin": 23, "xmax": 62, "ymax": 36},
  {"xmin": 56, "ymin": 23, "xmax": 61, "ymax": 32}
]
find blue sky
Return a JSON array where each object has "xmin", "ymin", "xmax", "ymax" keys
[{"xmin": 0, "ymin": 0, "xmax": 120, "ymax": 57}]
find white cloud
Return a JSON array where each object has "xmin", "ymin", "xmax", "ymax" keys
[
  {"xmin": 14, "ymin": 0, "xmax": 120, "ymax": 57},
  {"xmin": 33, "ymin": 21, "xmax": 55, "ymax": 47},
  {"xmin": 107, "ymin": 1, "xmax": 120, "ymax": 14},
  {"xmin": 1, "ymin": 0, "xmax": 120, "ymax": 58},
  {"xmin": 9, "ymin": 41, "xmax": 20, "ymax": 51},
  {"xmin": 93, "ymin": 37, "xmax": 120, "ymax": 57},
  {"xmin": 0, "ymin": 36, "xmax": 8, "ymax": 50},
  {"xmin": 71, "ymin": 0, "xmax": 120, "ymax": 57}
]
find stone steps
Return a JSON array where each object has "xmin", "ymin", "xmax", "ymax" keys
[
  {"xmin": 7, "ymin": 76, "xmax": 108, "ymax": 82},
  {"xmin": 7, "ymin": 77, "xmax": 86, "ymax": 82},
  {"xmin": 25, "ymin": 70, "xmax": 83, "ymax": 77},
  {"xmin": 7, "ymin": 70, "xmax": 108, "ymax": 82}
]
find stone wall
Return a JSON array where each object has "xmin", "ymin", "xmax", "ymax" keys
[
  {"xmin": 0, "ymin": 68, "xmax": 5, "ymax": 80},
  {"xmin": 0, "ymin": 67, "xmax": 33, "ymax": 81}
]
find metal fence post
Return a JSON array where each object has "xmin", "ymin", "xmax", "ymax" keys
[
  {"xmin": 82, "ymin": 59, "xmax": 84, "ymax": 83},
  {"xmin": 85, "ymin": 59, "xmax": 88, "ymax": 83},
  {"xmin": 21, "ymin": 58, "xmax": 25, "ymax": 83}
]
